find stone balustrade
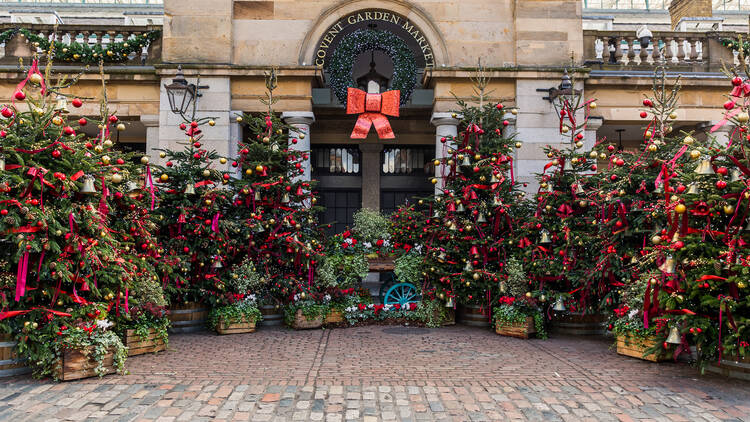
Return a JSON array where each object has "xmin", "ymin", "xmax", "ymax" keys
[
  {"xmin": 0, "ymin": 23, "xmax": 162, "ymax": 65},
  {"xmin": 583, "ymin": 30, "xmax": 736, "ymax": 70}
]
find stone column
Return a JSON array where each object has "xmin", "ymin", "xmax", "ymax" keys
[
  {"xmin": 140, "ymin": 114, "xmax": 160, "ymax": 160},
  {"xmin": 158, "ymin": 75, "xmax": 232, "ymax": 166},
  {"xmin": 430, "ymin": 112, "xmax": 461, "ymax": 194},
  {"xmin": 281, "ymin": 112, "xmax": 315, "ymax": 182},
  {"xmin": 359, "ymin": 143, "xmax": 383, "ymax": 211},
  {"xmin": 707, "ymin": 121, "xmax": 733, "ymax": 147},
  {"xmin": 584, "ymin": 116, "xmax": 604, "ymax": 152}
]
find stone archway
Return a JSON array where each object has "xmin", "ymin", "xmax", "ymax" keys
[{"xmin": 298, "ymin": 0, "xmax": 449, "ymax": 68}]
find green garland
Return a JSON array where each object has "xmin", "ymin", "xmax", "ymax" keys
[
  {"xmin": 0, "ymin": 28, "xmax": 161, "ymax": 64},
  {"xmin": 327, "ymin": 29, "xmax": 417, "ymax": 106},
  {"xmin": 720, "ymin": 37, "xmax": 750, "ymax": 57}
]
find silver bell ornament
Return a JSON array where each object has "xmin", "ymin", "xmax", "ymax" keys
[
  {"xmin": 694, "ymin": 159, "xmax": 714, "ymax": 175},
  {"xmin": 552, "ymin": 296, "xmax": 567, "ymax": 312},
  {"xmin": 665, "ymin": 325, "xmax": 682, "ymax": 344},
  {"xmin": 184, "ymin": 183, "xmax": 195, "ymax": 195},
  {"xmin": 80, "ymin": 175, "xmax": 96, "ymax": 194}
]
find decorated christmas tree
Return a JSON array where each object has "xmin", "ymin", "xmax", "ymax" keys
[
  {"xmin": 228, "ymin": 69, "xmax": 324, "ymax": 305},
  {"xmin": 416, "ymin": 67, "xmax": 527, "ymax": 309},
  {"xmin": 0, "ymin": 58, "xmax": 156, "ymax": 378},
  {"xmin": 151, "ymin": 113, "xmax": 234, "ymax": 306}
]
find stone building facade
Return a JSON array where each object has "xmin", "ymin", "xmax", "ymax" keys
[{"xmin": 0, "ymin": 0, "xmax": 745, "ymax": 231}]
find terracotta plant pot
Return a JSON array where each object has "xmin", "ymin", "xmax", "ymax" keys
[
  {"xmin": 124, "ymin": 328, "xmax": 166, "ymax": 356},
  {"xmin": 550, "ymin": 313, "xmax": 607, "ymax": 335},
  {"xmin": 495, "ymin": 316, "xmax": 537, "ymax": 339}
]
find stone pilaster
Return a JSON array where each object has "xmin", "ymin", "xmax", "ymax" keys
[
  {"xmin": 140, "ymin": 114, "xmax": 160, "ymax": 160},
  {"xmin": 359, "ymin": 143, "xmax": 383, "ymax": 211},
  {"xmin": 430, "ymin": 112, "xmax": 461, "ymax": 194},
  {"xmin": 281, "ymin": 112, "xmax": 315, "ymax": 182}
]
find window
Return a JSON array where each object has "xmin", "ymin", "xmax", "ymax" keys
[
  {"xmin": 312, "ymin": 147, "xmax": 360, "ymax": 175},
  {"xmin": 381, "ymin": 147, "xmax": 434, "ymax": 175}
]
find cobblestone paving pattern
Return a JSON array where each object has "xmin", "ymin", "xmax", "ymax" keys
[{"xmin": 0, "ymin": 325, "xmax": 748, "ymax": 421}]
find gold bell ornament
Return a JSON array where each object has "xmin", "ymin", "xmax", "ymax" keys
[
  {"xmin": 281, "ymin": 193, "xmax": 290, "ymax": 204},
  {"xmin": 563, "ymin": 159, "xmax": 574, "ymax": 171},
  {"xmin": 730, "ymin": 169, "xmax": 742, "ymax": 182},
  {"xmin": 184, "ymin": 183, "xmax": 195, "ymax": 195},
  {"xmin": 437, "ymin": 251, "xmax": 447, "ymax": 262},
  {"xmin": 539, "ymin": 229, "xmax": 552, "ymax": 244},
  {"xmin": 255, "ymin": 191, "xmax": 261, "ymax": 201},
  {"xmin": 694, "ymin": 159, "xmax": 715, "ymax": 175},
  {"xmin": 490, "ymin": 174, "xmax": 500, "ymax": 183},
  {"xmin": 212, "ymin": 257, "xmax": 223, "ymax": 269},
  {"xmin": 552, "ymin": 296, "xmax": 567, "ymax": 312},
  {"xmin": 460, "ymin": 156, "xmax": 472, "ymax": 168},
  {"xmin": 658, "ymin": 255, "xmax": 676, "ymax": 273},
  {"xmin": 574, "ymin": 181, "xmax": 585, "ymax": 195},
  {"xmin": 80, "ymin": 175, "xmax": 96, "ymax": 194},
  {"xmin": 54, "ymin": 95, "xmax": 70, "ymax": 113},
  {"xmin": 464, "ymin": 261, "xmax": 474, "ymax": 272},
  {"xmin": 687, "ymin": 183, "xmax": 700, "ymax": 195},
  {"xmin": 476, "ymin": 213, "xmax": 487, "ymax": 223},
  {"xmin": 0, "ymin": 155, "xmax": 5, "ymax": 171},
  {"xmin": 493, "ymin": 196, "xmax": 502, "ymax": 206},
  {"xmin": 665, "ymin": 325, "xmax": 681, "ymax": 344},
  {"xmin": 456, "ymin": 203, "xmax": 465, "ymax": 213}
]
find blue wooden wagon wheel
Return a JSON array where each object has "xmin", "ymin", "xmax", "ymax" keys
[{"xmin": 383, "ymin": 282, "xmax": 420, "ymax": 306}]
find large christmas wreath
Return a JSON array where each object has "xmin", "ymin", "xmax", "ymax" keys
[{"xmin": 327, "ymin": 29, "xmax": 417, "ymax": 106}]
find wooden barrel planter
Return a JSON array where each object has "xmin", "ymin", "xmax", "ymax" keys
[
  {"xmin": 291, "ymin": 310, "xmax": 323, "ymax": 330},
  {"xmin": 616, "ymin": 335, "xmax": 666, "ymax": 362},
  {"xmin": 442, "ymin": 308, "xmax": 456, "ymax": 326},
  {"xmin": 168, "ymin": 302, "xmax": 208, "ymax": 333},
  {"xmin": 325, "ymin": 309, "xmax": 345, "ymax": 325},
  {"xmin": 707, "ymin": 356, "xmax": 750, "ymax": 381},
  {"xmin": 56, "ymin": 347, "xmax": 117, "ymax": 381},
  {"xmin": 216, "ymin": 317, "xmax": 257, "ymax": 335},
  {"xmin": 496, "ymin": 317, "xmax": 537, "ymax": 339},
  {"xmin": 259, "ymin": 304, "xmax": 283, "ymax": 327},
  {"xmin": 0, "ymin": 334, "xmax": 29, "ymax": 378},
  {"xmin": 550, "ymin": 313, "xmax": 606, "ymax": 335},
  {"xmin": 123, "ymin": 329, "xmax": 166, "ymax": 356},
  {"xmin": 456, "ymin": 304, "xmax": 491, "ymax": 328}
]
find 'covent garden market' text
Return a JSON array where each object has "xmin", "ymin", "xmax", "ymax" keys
[{"xmin": 314, "ymin": 10, "xmax": 435, "ymax": 68}]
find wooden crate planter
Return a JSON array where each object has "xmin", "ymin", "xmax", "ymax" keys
[
  {"xmin": 56, "ymin": 347, "xmax": 117, "ymax": 381},
  {"xmin": 291, "ymin": 310, "xmax": 323, "ymax": 330},
  {"xmin": 124, "ymin": 329, "xmax": 166, "ymax": 356},
  {"xmin": 495, "ymin": 317, "xmax": 536, "ymax": 339},
  {"xmin": 325, "ymin": 309, "xmax": 345, "ymax": 325},
  {"xmin": 367, "ymin": 256, "xmax": 395, "ymax": 271},
  {"xmin": 616, "ymin": 335, "xmax": 666, "ymax": 362},
  {"xmin": 168, "ymin": 302, "xmax": 208, "ymax": 333},
  {"xmin": 216, "ymin": 317, "xmax": 257, "ymax": 335},
  {"xmin": 0, "ymin": 334, "xmax": 29, "ymax": 377}
]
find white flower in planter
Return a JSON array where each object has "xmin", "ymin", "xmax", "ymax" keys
[{"xmin": 96, "ymin": 319, "xmax": 113, "ymax": 330}]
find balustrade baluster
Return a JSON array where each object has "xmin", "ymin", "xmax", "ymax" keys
[
  {"xmin": 626, "ymin": 37, "xmax": 636, "ymax": 65},
  {"xmin": 651, "ymin": 37, "xmax": 661, "ymax": 63},
  {"xmin": 613, "ymin": 36, "xmax": 623, "ymax": 64},
  {"xmin": 676, "ymin": 37, "xmax": 686, "ymax": 63}
]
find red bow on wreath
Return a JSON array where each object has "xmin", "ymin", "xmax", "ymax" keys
[{"xmin": 346, "ymin": 87, "xmax": 400, "ymax": 139}]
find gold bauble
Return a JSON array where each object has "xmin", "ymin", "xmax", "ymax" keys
[
  {"xmin": 651, "ymin": 235, "xmax": 662, "ymax": 245},
  {"xmin": 648, "ymin": 144, "xmax": 658, "ymax": 152},
  {"xmin": 510, "ymin": 108, "xmax": 518, "ymax": 115},
  {"xmin": 669, "ymin": 112, "xmax": 678, "ymax": 120},
  {"xmin": 236, "ymin": 116, "xmax": 243, "ymax": 123},
  {"xmin": 552, "ymin": 159, "xmax": 559, "ymax": 166},
  {"xmin": 159, "ymin": 152, "xmax": 167, "ymax": 158},
  {"xmin": 431, "ymin": 178, "xmax": 438, "ymax": 184},
  {"xmin": 447, "ymin": 159, "xmax": 455, "ymax": 166},
  {"xmin": 103, "ymin": 140, "xmax": 113, "ymax": 148},
  {"xmin": 738, "ymin": 281, "xmax": 747, "ymax": 289},
  {"xmin": 433, "ymin": 159, "xmax": 440, "ymax": 166},
  {"xmin": 255, "ymin": 165, "xmax": 264, "ymax": 172},
  {"xmin": 208, "ymin": 120, "xmax": 215, "ymax": 126},
  {"xmin": 94, "ymin": 145, "xmax": 103, "ymax": 153},
  {"xmin": 575, "ymin": 141, "xmax": 583, "ymax": 149},
  {"xmin": 645, "ymin": 130, "xmax": 652, "ymax": 138},
  {"xmin": 116, "ymin": 123, "xmax": 126, "ymax": 131},
  {"xmin": 141, "ymin": 156, "xmax": 149, "ymax": 165},
  {"xmin": 599, "ymin": 153, "xmax": 606, "ymax": 160},
  {"xmin": 589, "ymin": 151, "xmax": 598, "ymax": 159},
  {"xmin": 29, "ymin": 73, "xmax": 43, "ymax": 85},
  {"xmin": 515, "ymin": 142, "xmax": 522, "ymax": 148},
  {"xmin": 547, "ymin": 152, "xmax": 554, "ymax": 158},
  {"xmin": 245, "ymin": 169, "xmax": 253, "ymax": 175},
  {"xmin": 202, "ymin": 170, "xmax": 211, "ymax": 177},
  {"xmin": 299, "ymin": 133, "xmax": 305, "ymax": 139},
  {"xmin": 51, "ymin": 116, "xmax": 63, "ymax": 126},
  {"xmin": 262, "ymin": 137, "xmax": 270, "ymax": 143},
  {"xmin": 205, "ymin": 199, "xmax": 212, "ymax": 205},
  {"xmin": 160, "ymin": 174, "xmax": 168, "ymax": 182},
  {"xmin": 219, "ymin": 158, "xmax": 227, "ymax": 164},
  {"xmin": 579, "ymin": 200, "xmax": 587, "ymax": 207},
  {"xmin": 472, "ymin": 273, "xmax": 480, "ymax": 280},
  {"xmin": 689, "ymin": 150, "xmax": 701, "ymax": 159},
  {"xmin": 738, "ymin": 112, "xmax": 750, "ymax": 123},
  {"xmin": 724, "ymin": 205, "xmax": 735, "ymax": 215},
  {"xmin": 588, "ymin": 102, "xmax": 597, "ymax": 109},
  {"xmin": 571, "ymin": 157, "xmax": 579, "ymax": 164},
  {"xmin": 561, "ymin": 126, "xmax": 570, "ymax": 133},
  {"xmin": 674, "ymin": 204, "xmax": 686, "ymax": 214},
  {"xmin": 474, "ymin": 154, "xmax": 481, "ymax": 160},
  {"xmin": 545, "ymin": 205, "xmax": 552, "ymax": 211},
  {"xmin": 101, "ymin": 155, "xmax": 111, "ymax": 165},
  {"xmin": 457, "ymin": 154, "xmax": 464, "ymax": 160},
  {"xmin": 683, "ymin": 135, "xmax": 695, "ymax": 145}
]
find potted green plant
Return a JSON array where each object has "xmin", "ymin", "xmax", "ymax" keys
[
  {"xmin": 208, "ymin": 296, "xmax": 262, "ymax": 335},
  {"xmin": 284, "ymin": 291, "xmax": 329, "ymax": 330},
  {"xmin": 493, "ymin": 296, "xmax": 547, "ymax": 339},
  {"xmin": 610, "ymin": 275, "xmax": 666, "ymax": 362},
  {"xmin": 117, "ymin": 275, "xmax": 170, "ymax": 356}
]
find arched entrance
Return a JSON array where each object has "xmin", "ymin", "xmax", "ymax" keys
[{"xmin": 303, "ymin": 3, "xmax": 444, "ymax": 232}]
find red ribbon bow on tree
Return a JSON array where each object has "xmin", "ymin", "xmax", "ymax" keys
[{"xmin": 346, "ymin": 87, "xmax": 400, "ymax": 139}]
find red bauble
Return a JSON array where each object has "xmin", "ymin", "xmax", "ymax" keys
[
  {"xmin": 51, "ymin": 150, "xmax": 61, "ymax": 159},
  {"xmin": 166, "ymin": 161, "xmax": 173, "ymax": 167},
  {"xmin": 716, "ymin": 166, "xmax": 728, "ymax": 176},
  {"xmin": 193, "ymin": 153, "xmax": 201, "ymax": 159},
  {"xmin": 1, "ymin": 107, "xmax": 13, "ymax": 118},
  {"xmin": 732, "ymin": 76, "xmax": 743, "ymax": 86},
  {"xmin": 473, "ymin": 166, "xmax": 480, "ymax": 172},
  {"xmin": 673, "ymin": 241, "xmax": 684, "ymax": 249},
  {"xmin": 496, "ymin": 103, "xmax": 503, "ymax": 110},
  {"xmin": 610, "ymin": 174, "xmax": 617, "ymax": 181},
  {"xmin": 63, "ymin": 126, "xmax": 75, "ymax": 136},
  {"xmin": 639, "ymin": 111, "xmax": 648, "ymax": 118},
  {"xmin": 676, "ymin": 185, "xmax": 686, "ymax": 193},
  {"xmin": 0, "ymin": 130, "xmax": 5, "ymax": 138},
  {"xmin": 591, "ymin": 164, "xmax": 597, "ymax": 171},
  {"xmin": 292, "ymin": 138, "xmax": 298, "ymax": 144},
  {"xmin": 241, "ymin": 148, "xmax": 249, "ymax": 155},
  {"xmin": 607, "ymin": 145, "xmax": 615, "ymax": 152},
  {"xmin": 223, "ymin": 174, "xmax": 230, "ymax": 180},
  {"xmin": 716, "ymin": 180, "xmax": 727, "ymax": 190},
  {"xmin": 179, "ymin": 123, "xmax": 187, "ymax": 130},
  {"xmin": 14, "ymin": 91, "xmax": 25, "ymax": 101},
  {"xmin": 0, "ymin": 209, "xmax": 7, "ymax": 216},
  {"xmin": 116, "ymin": 158, "xmax": 124, "ymax": 164},
  {"xmin": 724, "ymin": 101, "xmax": 736, "ymax": 110},
  {"xmin": 502, "ymin": 120, "xmax": 509, "ymax": 126},
  {"xmin": 575, "ymin": 132, "xmax": 584, "ymax": 140},
  {"xmin": 615, "ymin": 158, "xmax": 624, "ymax": 166},
  {"xmin": 232, "ymin": 161, "xmax": 238, "ymax": 167},
  {"xmin": 193, "ymin": 142, "xmax": 201, "ymax": 148},
  {"xmin": 71, "ymin": 98, "xmax": 83, "ymax": 108},
  {"xmin": 108, "ymin": 115, "xmax": 118, "ymax": 123},
  {"xmin": 114, "ymin": 192, "xmax": 123, "ymax": 199},
  {"xmin": 190, "ymin": 121, "xmax": 198, "ymax": 128},
  {"xmin": 440, "ymin": 137, "xmax": 446, "ymax": 143},
  {"xmin": 78, "ymin": 118, "xmax": 87, "ymax": 126},
  {"xmin": 183, "ymin": 247, "xmax": 189, "ymax": 253},
  {"xmin": 643, "ymin": 99, "xmax": 653, "ymax": 107}
]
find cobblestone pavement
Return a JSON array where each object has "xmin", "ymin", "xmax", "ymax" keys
[{"xmin": 1, "ymin": 325, "xmax": 749, "ymax": 421}]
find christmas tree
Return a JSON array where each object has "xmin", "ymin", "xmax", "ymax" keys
[
  {"xmin": 416, "ymin": 66, "xmax": 527, "ymax": 308},
  {"xmin": 0, "ymin": 58, "xmax": 156, "ymax": 378},
  {"xmin": 228, "ymin": 69, "xmax": 324, "ymax": 305}
]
